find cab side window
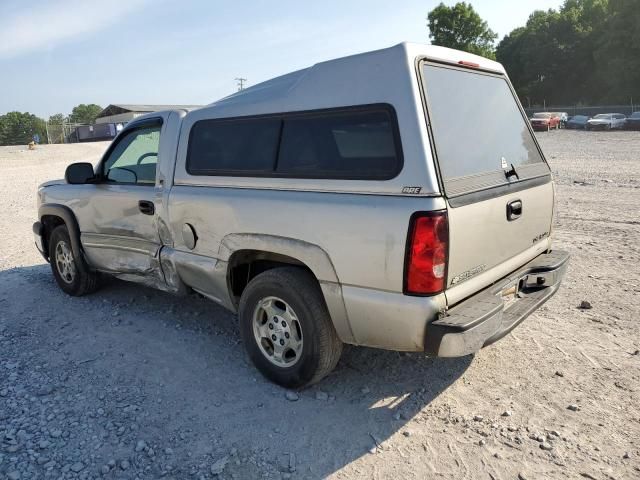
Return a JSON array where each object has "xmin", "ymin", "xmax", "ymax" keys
[{"xmin": 102, "ymin": 124, "xmax": 161, "ymax": 185}]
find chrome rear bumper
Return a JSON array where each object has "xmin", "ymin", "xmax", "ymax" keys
[{"xmin": 425, "ymin": 250, "xmax": 570, "ymax": 357}]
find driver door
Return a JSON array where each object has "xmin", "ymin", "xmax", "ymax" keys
[{"xmin": 79, "ymin": 119, "xmax": 163, "ymax": 277}]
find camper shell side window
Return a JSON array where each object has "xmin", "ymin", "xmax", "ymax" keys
[{"xmin": 186, "ymin": 104, "xmax": 404, "ymax": 180}]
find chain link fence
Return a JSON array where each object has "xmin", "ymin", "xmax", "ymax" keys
[{"xmin": 45, "ymin": 122, "xmax": 88, "ymax": 144}]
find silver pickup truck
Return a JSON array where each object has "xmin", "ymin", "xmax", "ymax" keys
[{"xmin": 33, "ymin": 43, "xmax": 569, "ymax": 388}]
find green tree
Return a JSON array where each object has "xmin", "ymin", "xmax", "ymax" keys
[
  {"xmin": 0, "ymin": 112, "xmax": 47, "ymax": 146},
  {"xmin": 495, "ymin": 0, "xmax": 627, "ymax": 106},
  {"xmin": 427, "ymin": 2, "xmax": 498, "ymax": 59},
  {"xmin": 68, "ymin": 104, "xmax": 103, "ymax": 124},
  {"xmin": 593, "ymin": 0, "xmax": 640, "ymax": 103},
  {"xmin": 48, "ymin": 113, "xmax": 66, "ymax": 124}
]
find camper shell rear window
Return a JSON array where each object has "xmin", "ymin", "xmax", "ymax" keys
[{"xmin": 420, "ymin": 61, "xmax": 550, "ymax": 200}]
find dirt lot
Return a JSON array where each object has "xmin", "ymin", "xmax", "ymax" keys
[{"xmin": 0, "ymin": 131, "xmax": 639, "ymax": 480}]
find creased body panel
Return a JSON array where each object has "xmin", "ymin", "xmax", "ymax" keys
[{"xmin": 167, "ymin": 186, "xmax": 447, "ymax": 346}]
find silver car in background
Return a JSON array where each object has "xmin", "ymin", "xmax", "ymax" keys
[{"xmin": 587, "ymin": 113, "xmax": 626, "ymax": 130}]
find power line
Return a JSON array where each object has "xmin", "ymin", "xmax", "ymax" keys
[{"xmin": 235, "ymin": 77, "xmax": 247, "ymax": 91}]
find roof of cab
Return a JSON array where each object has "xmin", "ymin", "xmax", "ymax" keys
[{"xmin": 205, "ymin": 42, "xmax": 505, "ymax": 113}]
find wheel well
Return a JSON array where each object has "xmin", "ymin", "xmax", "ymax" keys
[
  {"xmin": 40, "ymin": 215, "xmax": 65, "ymax": 257},
  {"xmin": 228, "ymin": 250, "xmax": 314, "ymax": 304}
]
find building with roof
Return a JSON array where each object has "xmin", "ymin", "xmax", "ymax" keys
[{"xmin": 95, "ymin": 104, "xmax": 201, "ymax": 124}]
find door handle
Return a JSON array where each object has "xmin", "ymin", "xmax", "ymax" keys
[
  {"xmin": 506, "ymin": 200, "xmax": 522, "ymax": 221},
  {"xmin": 138, "ymin": 200, "xmax": 155, "ymax": 216}
]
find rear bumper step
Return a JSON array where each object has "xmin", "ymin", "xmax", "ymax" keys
[{"xmin": 425, "ymin": 250, "xmax": 570, "ymax": 357}]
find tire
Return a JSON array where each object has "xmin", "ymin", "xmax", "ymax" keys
[
  {"xmin": 238, "ymin": 267, "xmax": 343, "ymax": 389},
  {"xmin": 48, "ymin": 224, "xmax": 100, "ymax": 296}
]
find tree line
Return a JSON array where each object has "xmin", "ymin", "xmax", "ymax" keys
[
  {"xmin": 428, "ymin": 0, "xmax": 639, "ymax": 107},
  {"xmin": 0, "ymin": 104, "xmax": 102, "ymax": 146}
]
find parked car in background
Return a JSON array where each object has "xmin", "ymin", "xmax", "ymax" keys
[
  {"xmin": 529, "ymin": 112, "xmax": 561, "ymax": 131},
  {"xmin": 624, "ymin": 111, "xmax": 640, "ymax": 130},
  {"xmin": 550, "ymin": 112, "xmax": 569, "ymax": 127},
  {"xmin": 587, "ymin": 113, "xmax": 626, "ymax": 130},
  {"xmin": 32, "ymin": 43, "xmax": 568, "ymax": 388},
  {"xmin": 565, "ymin": 115, "xmax": 590, "ymax": 130}
]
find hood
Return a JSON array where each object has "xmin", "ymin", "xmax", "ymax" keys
[
  {"xmin": 530, "ymin": 118, "xmax": 549, "ymax": 122},
  {"xmin": 38, "ymin": 179, "xmax": 65, "ymax": 188}
]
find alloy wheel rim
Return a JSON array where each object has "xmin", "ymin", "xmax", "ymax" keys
[
  {"xmin": 55, "ymin": 241, "xmax": 76, "ymax": 284},
  {"xmin": 252, "ymin": 296, "xmax": 303, "ymax": 367}
]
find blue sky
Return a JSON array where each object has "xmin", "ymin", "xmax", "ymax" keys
[{"xmin": 0, "ymin": 0, "xmax": 562, "ymax": 118}]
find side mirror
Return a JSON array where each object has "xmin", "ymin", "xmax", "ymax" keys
[{"xmin": 65, "ymin": 162, "xmax": 95, "ymax": 184}]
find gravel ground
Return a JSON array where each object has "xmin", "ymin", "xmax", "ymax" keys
[{"xmin": 0, "ymin": 131, "xmax": 639, "ymax": 480}]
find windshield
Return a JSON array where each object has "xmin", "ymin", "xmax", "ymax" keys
[
  {"xmin": 593, "ymin": 114, "xmax": 612, "ymax": 119},
  {"xmin": 533, "ymin": 113, "xmax": 552, "ymax": 119},
  {"xmin": 631, "ymin": 112, "xmax": 640, "ymax": 119},
  {"xmin": 572, "ymin": 116, "xmax": 588, "ymax": 121},
  {"xmin": 422, "ymin": 63, "xmax": 546, "ymax": 194}
]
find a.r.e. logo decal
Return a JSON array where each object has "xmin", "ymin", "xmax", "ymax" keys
[{"xmin": 402, "ymin": 186, "xmax": 422, "ymax": 194}]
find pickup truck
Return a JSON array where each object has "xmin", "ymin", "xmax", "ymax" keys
[{"xmin": 34, "ymin": 43, "xmax": 569, "ymax": 388}]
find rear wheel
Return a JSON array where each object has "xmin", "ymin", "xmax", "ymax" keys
[
  {"xmin": 238, "ymin": 267, "xmax": 343, "ymax": 388},
  {"xmin": 49, "ymin": 225, "xmax": 99, "ymax": 296}
]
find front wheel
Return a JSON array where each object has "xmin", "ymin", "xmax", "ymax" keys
[
  {"xmin": 238, "ymin": 267, "xmax": 343, "ymax": 388},
  {"xmin": 49, "ymin": 225, "xmax": 100, "ymax": 296}
]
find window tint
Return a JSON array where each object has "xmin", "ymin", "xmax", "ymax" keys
[
  {"xmin": 277, "ymin": 109, "xmax": 400, "ymax": 179},
  {"xmin": 103, "ymin": 124, "xmax": 161, "ymax": 185},
  {"xmin": 423, "ymin": 64, "xmax": 545, "ymax": 186},
  {"xmin": 187, "ymin": 117, "xmax": 281, "ymax": 174}
]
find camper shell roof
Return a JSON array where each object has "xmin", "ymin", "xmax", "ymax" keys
[{"xmin": 176, "ymin": 43, "xmax": 506, "ymax": 197}]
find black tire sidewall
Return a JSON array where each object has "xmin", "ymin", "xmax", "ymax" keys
[
  {"xmin": 238, "ymin": 271, "xmax": 325, "ymax": 388},
  {"xmin": 49, "ymin": 225, "xmax": 84, "ymax": 295}
]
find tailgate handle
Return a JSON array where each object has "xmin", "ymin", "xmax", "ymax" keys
[{"xmin": 507, "ymin": 200, "xmax": 522, "ymax": 221}]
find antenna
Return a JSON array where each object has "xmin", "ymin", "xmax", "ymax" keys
[{"xmin": 235, "ymin": 77, "xmax": 247, "ymax": 91}]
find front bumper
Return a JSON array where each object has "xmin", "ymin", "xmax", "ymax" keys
[
  {"xmin": 425, "ymin": 250, "xmax": 569, "ymax": 357},
  {"xmin": 33, "ymin": 221, "xmax": 48, "ymax": 260},
  {"xmin": 531, "ymin": 123, "xmax": 549, "ymax": 131}
]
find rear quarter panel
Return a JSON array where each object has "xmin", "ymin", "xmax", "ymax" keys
[{"xmin": 167, "ymin": 186, "xmax": 446, "ymax": 292}]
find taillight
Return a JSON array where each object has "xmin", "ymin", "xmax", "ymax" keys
[
  {"xmin": 404, "ymin": 212, "xmax": 448, "ymax": 295},
  {"xmin": 458, "ymin": 60, "xmax": 480, "ymax": 68}
]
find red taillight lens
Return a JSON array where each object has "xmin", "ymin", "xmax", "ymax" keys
[
  {"xmin": 458, "ymin": 60, "xmax": 480, "ymax": 68},
  {"xmin": 405, "ymin": 212, "xmax": 448, "ymax": 295}
]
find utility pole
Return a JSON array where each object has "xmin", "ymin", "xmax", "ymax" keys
[{"xmin": 235, "ymin": 77, "xmax": 247, "ymax": 91}]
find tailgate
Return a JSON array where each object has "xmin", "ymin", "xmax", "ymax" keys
[
  {"xmin": 445, "ymin": 182, "xmax": 553, "ymax": 304},
  {"xmin": 420, "ymin": 60, "xmax": 553, "ymax": 305}
]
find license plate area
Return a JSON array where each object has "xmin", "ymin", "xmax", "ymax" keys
[{"xmin": 500, "ymin": 283, "xmax": 519, "ymax": 309}]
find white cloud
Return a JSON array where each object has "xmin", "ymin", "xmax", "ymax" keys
[{"xmin": 0, "ymin": 0, "xmax": 152, "ymax": 59}]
